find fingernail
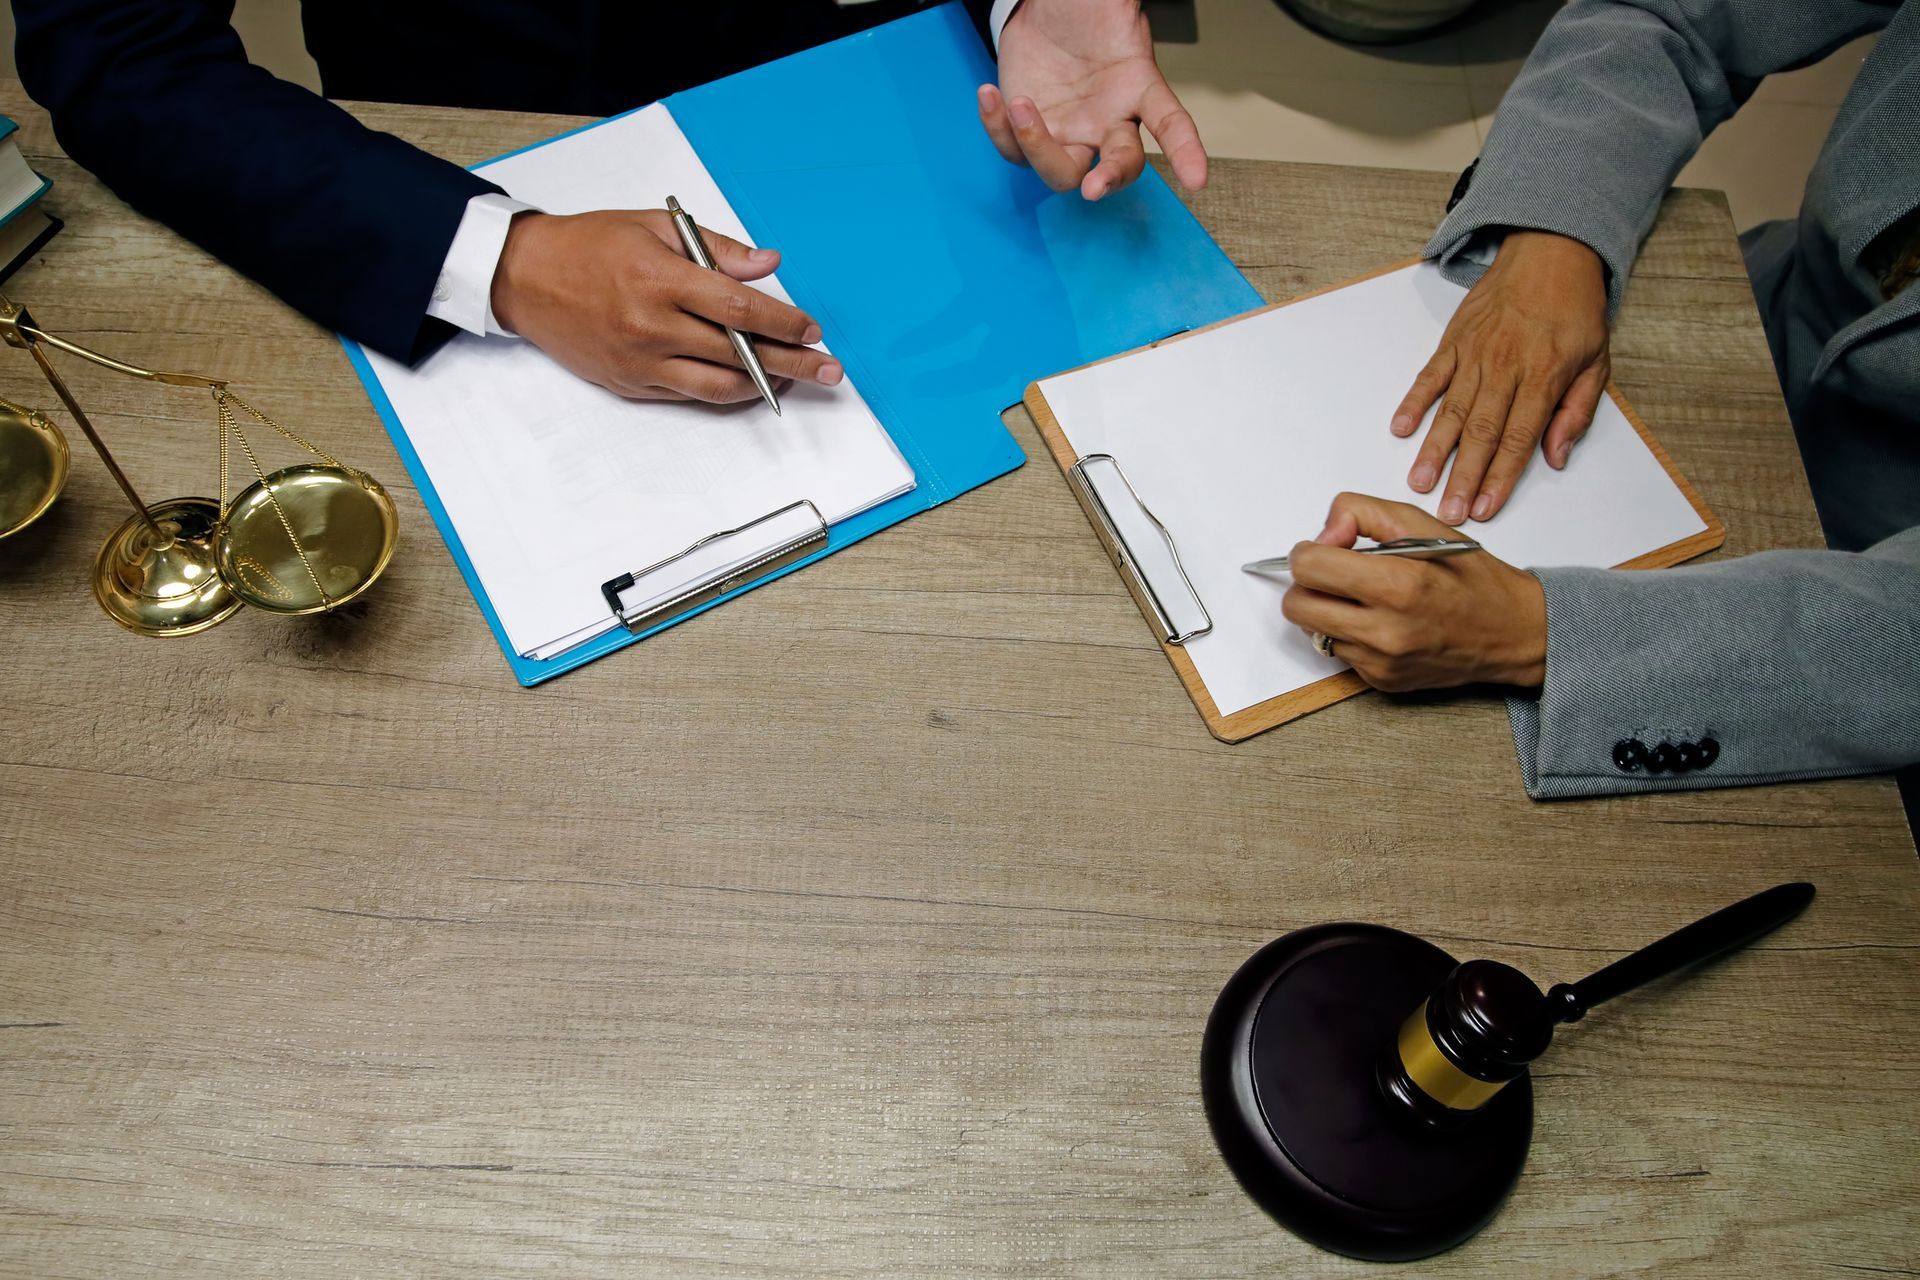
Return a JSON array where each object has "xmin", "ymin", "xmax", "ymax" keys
[
  {"xmin": 1391, "ymin": 414, "xmax": 1415, "ymax": 436},
  {"xmin": 1314, "ymin": 525, "xmax": 1338, "ymax": 544},
  {"xmin": 1087, "ymin": 179, "xmax": 1107, "ymax": 199},
  {"xmin": 750, "ymin": 248, "xmax": 777, "ymax": 264},
  {"xmin": 1410, "ymin": 464, "xmax": 1436, "ymax": 491},
  {"xmin": 817, "ymin": 361, "xmax": 843, "ymax": 385},
  {"xmin": 802, "ymin": 323, "xmax": 822, "ymax": 345},
  {"xmin": 1471, "ymin": 493, "xmax": 1493, "ymax": 521},
  {"xmin": 1010, "ymin": 100, "xmax": 1037, "ymax": 129},
  {"xmin": 1439, "ymin": 496, "xmax": 1466, "ymax": 524}
]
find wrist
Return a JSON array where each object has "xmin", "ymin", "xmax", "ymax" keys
[
  {"xmin": 1494, "ymin": 570, "xmax": 1548, "ymax": 690},
  {"xmin": 488, "ymin": 210, "xmax": 547, "ymax": 336},
  {"xmin": 1501, "ymin": 228, "xmax": 1599, "ymax": 265},
  {"xmin": 1497, "ymin": 230, "xmax": 1604, "ymax": 288}
]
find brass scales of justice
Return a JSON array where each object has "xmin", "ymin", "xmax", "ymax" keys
[{"xmin": 0, "ymin": 295, "xmax": 398, "ymax": 636}]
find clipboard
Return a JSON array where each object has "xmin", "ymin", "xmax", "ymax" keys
[
  {"xmin": 1025, "ymin": 257, "xmax": 1727, "ymax": 743},
  {"xmin": 339, "ymin": 2, "xmax": 1264, "ymax": 686}
]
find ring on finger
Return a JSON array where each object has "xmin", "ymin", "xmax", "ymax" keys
[{"xmin": 1312, "ymin": 631, "xmax": 1338, "ymax": 658}]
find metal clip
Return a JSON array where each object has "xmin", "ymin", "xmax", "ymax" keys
[
  {"xmin": 601, "ymin": 498, "xmax": 828, "ymax": 634},
  {"xmin": 1066, "ymin": 453, "xmax": 1212, "ymax": 645}
]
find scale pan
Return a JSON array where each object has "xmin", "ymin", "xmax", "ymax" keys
[
  {"xmin": 215, "ymin": 464, "xmax": 398, "ymax": 615},
  {"xmin": 0, "ymin": 397, "xmax": 70, "ymax": 539}
]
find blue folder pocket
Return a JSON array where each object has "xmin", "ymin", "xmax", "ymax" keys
[{"xmin": 343, "ymin": 1, "xmax": 1260, "ymax": 686}]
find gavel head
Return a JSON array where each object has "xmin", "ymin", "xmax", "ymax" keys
[{"xmin": 1377, "ymin": 959, "xmax": 1557, "ymax": 1130}]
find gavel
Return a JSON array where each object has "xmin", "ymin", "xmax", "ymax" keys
[{"xmin": 1200, "ymin": 882, "xmax": 1816, "ymax": 1262}]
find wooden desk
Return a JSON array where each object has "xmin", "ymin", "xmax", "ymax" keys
[{"xmin": 2, "ymin": 83, "xmax": 1914, "ymax": 1277}]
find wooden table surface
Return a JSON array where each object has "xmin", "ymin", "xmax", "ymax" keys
[{"xmin": 2, "ymin": 81, "xmax": 1915, "ymax": 1278}]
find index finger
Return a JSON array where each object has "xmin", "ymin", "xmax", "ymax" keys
[
  {"xmin": 1324, "ymin": 491, "xmax": 1462, "ymax": 540},
  {"xmin": 674, "ymin": 266, "xmax": 819, "ymax": 346},
  {"xmin": 1007, "ymin": 96, "xmax": 1094, "ymax": 192},
  {"xmin": 976, "ymin": 84, "xmax": 1027, "ymax": 167},
  {"xmin": 1286, "ymin": 540, "xmax": 1423, "ymax": 606},
  {"xmin": 1392, "ymin": 347, "xmax": 1455, "ymax": 438},
  {"xmin": 1083, "ymin": 121, "xmax": 1145, "ymax": 201}
]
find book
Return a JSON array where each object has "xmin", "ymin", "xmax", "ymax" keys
[
  {"xmin": 0, "ymin": 116, "xmax": 53, "ymax": 231},
  {"xmin": 0, "ymin": 207, "xmax": 62, "ymax": 285}
]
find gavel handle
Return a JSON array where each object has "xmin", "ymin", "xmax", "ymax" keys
[{"xmin": 1547, "ymin": 882, "xmax": 1815, "ymax": 1022}]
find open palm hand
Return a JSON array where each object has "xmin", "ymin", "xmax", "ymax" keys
[{"xmin": 979, "ymin": 0, "xmax": 1207, "ymax": 200}]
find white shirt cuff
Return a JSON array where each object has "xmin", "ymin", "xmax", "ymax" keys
[
  {"xmin": 427, "ymin": 193, "xmax": 536, "ymax": 337},
  {"xmin": 988, "ymin": 0, "xmax": 1024, "ymax": 50}
]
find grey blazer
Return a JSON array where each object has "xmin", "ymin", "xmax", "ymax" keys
[{"xmin": 1424, "ymin": 0, "xmax": 1920, "ymax": 798}]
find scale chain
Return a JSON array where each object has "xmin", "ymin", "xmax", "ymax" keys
[{"xmin": 214, "ymin": 387, "xmax": 333, "ymax": 607}]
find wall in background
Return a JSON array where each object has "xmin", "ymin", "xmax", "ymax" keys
[{"xmin": 0, "ymin": 0, "xmax": 1878, "ymax": 230}]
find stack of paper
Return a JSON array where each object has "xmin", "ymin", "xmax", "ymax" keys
[{"xmin": 359, "ymin": 105, "xmax": 915, "ymax": 660}]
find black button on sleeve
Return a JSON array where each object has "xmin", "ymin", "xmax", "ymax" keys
[
  {"xmin": 1445, "ymin": 158, "xmax": 1478, "ymax": 213},
  {"xmin": 1650, "ymin": 742, "xmax": 1681, "ymax": 773},
  {"xmin": 1677, "ymin": 741, "xmax": 1705, "ymax": 771},
  {"xmin": 1697, "ymin": 737, "xmax": 1720, "ymax": 768},
  {"xmin": 1612, "ymin": 738, "xmax": 1647, "ymax": 772}
]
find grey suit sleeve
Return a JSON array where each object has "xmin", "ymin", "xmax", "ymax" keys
[
  {"xmin": 1424, "ymin": 0, "xmax": 1895, "ymax": 316},
  {"xmin": 1508, "ymin": 527, "xmax": 1920, "ymax": 799}
]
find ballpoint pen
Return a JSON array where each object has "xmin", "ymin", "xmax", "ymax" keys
[
  {"xmin": 1242, "ymin": 537, "xmax": 1483, "ymax": 577},
  {"xmin": 664, "ymin": 195, "xmax": 781, "ymax": 416}
]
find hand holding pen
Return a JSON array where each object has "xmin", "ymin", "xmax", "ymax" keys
[
  {"xmin": 1265, "ymin": 492, "xmax": 1549, "ymax": 693},
  {"xmin": 665, "ymin": 196, "xmax": 782, "ymax": 414},
  {"xmin": 487, "ymin": 205, "xmax": 844, "ymax": 406}
]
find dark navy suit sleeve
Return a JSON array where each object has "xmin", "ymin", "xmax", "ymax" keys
[
  {"xmin": 16, "ymin": 0, "xmax": 502, "ymax": 363},
  {"xmin": 961, "ymin": 0, "xmax": 1001, "ymax": 51}
]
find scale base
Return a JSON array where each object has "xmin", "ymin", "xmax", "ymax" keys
[
  {"xmin": 92, "ymin": 497, "xmax": 242, "ymax": 637},
  {"xmin": 1200, "ymin": 923, "xmax": 1532, "ymax": 1262}
]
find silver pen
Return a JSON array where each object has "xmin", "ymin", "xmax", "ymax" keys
[
  {"xmin": 1243, "ymin": 537, "xmax": 1483, "ymax": 577},
  {"xmin": 665, "ymin": 195, "xmax": 781, "ymax": 416}
]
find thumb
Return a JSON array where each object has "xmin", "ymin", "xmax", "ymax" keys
[
  {"xmin": 694, "ymin": 225, "xmax": 781, "ymax": 282},
  {"xmin": 1542, "ymin": 357, "xmax": 1608, "ymax": 469},
  {"xmin": 1324, "ymin": 490, "xmax": 1460, "ymax": 541}
]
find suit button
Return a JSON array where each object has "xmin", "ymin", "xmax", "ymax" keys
[
  {"xmin": 1612, "ymin": 738, "xmax": 1647, "ymax": 772},
  {"xmin": 1677, "ymin": 741, "xmax": 1704, "ymax": 771},
  {"xmin": 1650, "ymin": 742, "xmax": 1682, "ymax": 773},
  {"xmin": 1698, "ymin": 737, "xmax": 1720, "ymax": 768}
]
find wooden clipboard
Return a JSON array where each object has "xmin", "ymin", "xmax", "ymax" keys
[{"xmin": 1024, "ymin": 257, "xmax": 1727, "ymax": 744}]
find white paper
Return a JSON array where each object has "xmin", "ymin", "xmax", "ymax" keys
[
  {"xmin": 361, "ymin": 104, "xmax": 915, "ymax": 659},
  {"xmin": 1035, "ymin": 263, "xmax": 1709, "ymax": 717}
]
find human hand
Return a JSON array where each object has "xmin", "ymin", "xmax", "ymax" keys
[
  {"xmin": 1392, "ymin": 230, "xmax": 1610, "ymax": 524},
  {"xmin": 1279, "ymin": 492, "xmax": 1546, "ymax": 692},
  {"xmin": 977, "ymin": 0, "xmax": 1207, "ymax": 200},
  {"xmin": 489, "ymin": 210, "xmax": 844, "ymax": 403}
]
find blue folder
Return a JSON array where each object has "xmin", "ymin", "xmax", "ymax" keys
[{"xmin": 340, "ymin": 1, "xmax": 1262, "ymax": 686}]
